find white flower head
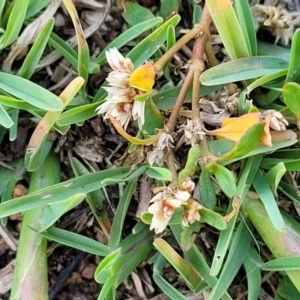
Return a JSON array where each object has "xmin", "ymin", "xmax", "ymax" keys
[
  {"xmin": 181, "ymin": 119, "xmax": 205, "ymax": 146},
  {"xmin": 182, "ymin": 199, "xmax": 202, "ymax": 227},
  {"xmin": 147, "ymin": 131, "xmax": 174, "ymax": 166},
  {"xmin": 96, "ymin": 48, "xmax": 155, "ymax": 130},
  {"xmin": 148, "ymin": 186, "xmax": 192, "ymax": 234},
  {"xmin": 262, "ymin": 110, "xmax": 288, "ymax": 131}
]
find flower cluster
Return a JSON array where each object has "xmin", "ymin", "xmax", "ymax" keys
[
  {"xmin": 147, "ymin": 131, "xmax": 174, "ymax": 166},
  {"xmin": 252, "ymin": 5, "xmax": 294, "ymax": 44},
  {"xmin": 148, "ymin": 179, "xmax": 201, "ymax": 234},
  {"xmin": 96, "ymin": 48, "xmax": 155, "ymax": 129}
]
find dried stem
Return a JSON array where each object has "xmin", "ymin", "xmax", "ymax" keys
[
  {"xmin": 164, "ymin": 67, "xmax": 195, "ymax": 133},
  {"xmin": 154, "ymin": 25, "xmax": 204, "ymax": 72}
]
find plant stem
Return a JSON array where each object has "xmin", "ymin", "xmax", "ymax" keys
[
  {"xmin": 154, "ymin": 25, "xmax": 204, "ymax": 72},
  {"xmin": 164, "ymin": 67, "xmax": 194, "ymax": 133}
]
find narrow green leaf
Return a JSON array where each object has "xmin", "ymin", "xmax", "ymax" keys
[
  {"xmin": 96, "ymin": 17, "xmax": 163, "ymax": 65},
  {"xmin": 39, "ymin": 226, "xmax": 110, "ymax": 256},
  {"xmin": 48, "ymin": 32, "xmax": 78, "ymax": 70},
  {"xmin": 244, "ymin": 247, "xmax": 262, "ymax": 300},
  {"xmin": 200, "ymin": 56, "xmax": 288, "ymax": 86},
  {"xmin": 0, "ymin": 104, "xmax": 13, "ymax": 128},
  {"xmin": 200, "ymin": 207, "xmax": 227, "ymax": 230},
  {"xmin": 56, "ymin": 102, "xmax": 99, "ymax": 126},
  {"xmin": 199, "ymin": 168, "xmax": 217, "ymax": 210},
  {"xmin": 153, "ymin": 273, "xmax": 187, "ymax": 300},
  {"xmin": 206, "ymin": 163, "xmax": 236, "ymax": 198},
  {"xmin": 146, "ymin": 167, "xmax": 172, "ymax": 181},
  {"xmin": 206, "ymin": 0, "xmax": 249, "ymax": 59},
  {"xmin": 38, "ymin": 193, "xmax": 86, "ymax": 232},
  {"xmin": 208, "ymin": 222, "xmax": 251, "ymax": 300},
  {"xmin": 210, "ymin": 155, "xmax": 262, "ymax": 276},
  {"xmin": 283, "ymin": 82, "xmax": 300, "ymax": 124},
  {"xmin": 0, "ymin": 72, "xmax": 63, "ymax": 111},
  {"xmin": 234, "ymin": 0, "xmax": 257, "ymax": 55},
  {"xmin": 0, "ymin": 167, "xmax": 131, "ymax": 218},
  {"xmin": 171, "ymin": 224, "xmax": 232, "ymax": 300},
  {"xmin": 127, "ymin": 14, "xmax": 180, "ymax": 67},
  {"xmin": 260, "ymin": 257, "xmax": 300, "ymax": 271},
  {"xmin": 18, "ymin": 19, "xmax": 54, "ymax": 79},
  {"xmin": 286, "ymin": 29, "xmax": 300, "ymax": 82},
  {"xmin": 154, "ymin": 238, "xmax": 202, "ymax": 290},
  {"xmin": 108, "ymin": 180, "xmax": 137, "ymax": 249},
  {"xmin": 243, "ymin": 196, "xmax": 300, "ymax": 292},
  {"xmin": 0, "ymin": 0, "xmax": 30, "ymax": 49},
  {"xmin": 252, "ymin": 169, "xmax": 285, "ymax": 230},
  {"xmin": 265, "ymin": 162, "xmax": 286, "ymax": 197}
]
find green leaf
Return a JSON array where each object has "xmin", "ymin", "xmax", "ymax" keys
[
  {"xmin": 39, "ymin": 226, "xmax": 110, "ymax": 256},
  {"xmin": 206, "ymin": 163, "xmax": 236, "ymax": 198},
  {"xmin": 127, "ymin": 14, "xmax": 181, "ymax": 67},
  {"xmin": 234, "ymin": 0, "xmax": 257, "ymax": 56},
  {"xmin": 199, "ymin": 168, "xmax": 217, "ymax": 210},
  {"xmin": 0, "ymin": 105, "xmax": 13, "ymax": 128},
  {"xmin": 200, "ymin": 56, "xmax": 288, "ymax": 86},
  {"xmin": 286, "ymin": 29, "xmax": 300, "ymax": 82},
  {"xmin": 206, "ymin": 0, "xmax": 249, "ymax": 59},
  {"xmin": 210, "ymin": 155, "xmax": 262, "ymax": 276},
  {"xmin": 171, "ymin": 224, "xmax": 232, "ymax": 299},
  {"xmin": 243, "ymin": 196, "xmax": 300, "ymax": 292},
  {"xmin": 56, "ymin": 102, "xmax": 99, "ymax": 126},
  {"xmin": 146, "ymin": 167, "xmax": 172, "ymax": 181},
  {"xmin": 38, "ymin": 193, "xmax": 86, "ymax": 232},
  {"xmin": 252, "ymin": 169, "xmax": 285, "ymax": 230},
  {"xmin": 0, "ymin": 72, "xmax": 63, "ymax": 111},
  {"xmin": 283, "ymin": 82, "xmax": 300, "ymax": 126},
  {"xmin": 0, "ymin": 0, "xmax": 30, "ymax": 49},
  {"xmin": 264, "ymin": 162, "xmax": 286, "ymax": 197},
  {"xmin": 96, "ymin": 17, "xmax": 163, "ymax": 65},
  {"xmin": 200, "ymin": 207, "xmax": 227, "ymax": 230},
  {"xmin": 48, "ymin": 32, "xmax": 78, "ymax": 71},
  {"xmin": 0, "ymin": 167, "xmax": 132, "ymax": 218},
  {"xmin": 108, "ymin": 180, "xmax": 137, "ymax": 249},
  {"xmin": 142, "ymin": 97, "xmax": 164, "ymax": 137},
  {"xmin": 153, "ymin": 238, "xmax": 202, "ymax": 290},
  {"xmin": 244, "ymin": 247, "xmax": 262, "ymax": 300},
  {"xmin": 18, "ymin": 18, "xmax": 54, "ymax": 79},
  {"xmin": 260, "ymin": 257, "xmax": 300, "ymax": 271},
  {"xmin": 153, "ymin": 273, "xmax": 187, "ymax": 300},
  {"xmin": 208, "ymin": 222, "xmax": 251, "ymax": 300},
  {"xmin": 122, "ymin": 1, "xmax": 155, "ymax": 27}
]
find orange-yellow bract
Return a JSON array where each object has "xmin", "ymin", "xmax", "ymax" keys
[{"xmin": 129, "ymin": 63, "xmax": 156, "ymax": 92}]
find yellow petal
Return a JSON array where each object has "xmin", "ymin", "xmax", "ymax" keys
[
  {"xmin": 206, "ymin": 112, "xmax": 261, "ymax": 142},
  {"xmin": 129, "ymin": 63, "xmax": 155, "ymax": 92}
]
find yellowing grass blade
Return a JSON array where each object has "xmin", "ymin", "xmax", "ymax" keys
[{"xmin": 206, "ymin": 0, "xmax": 250, "ymax": 59}]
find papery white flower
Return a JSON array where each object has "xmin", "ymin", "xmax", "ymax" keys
[
  {"xmin": 106, "ymin": 48, "xmax": 133, "ymax": 73},
  {"xmin": 96, "ymin": 48, "xmax": 155, "ymax": 130},
  {"xmin": 181, "ymin": 119, "xmax": 205, "ymax": 146},
  {"xmin": 262, "ymin": 110, "xmax": 288, "ymax": 130},
  {"xmin": 148, "ymin": 187, "xmax": 192, "ymax": 234},
  {"xmin": 182, "ymin": 199, "xmax": 202, "ymax": 227},
  {"xmin": 147, "ymin": 131, "xmax": 174, "ymax": 166},
  {"xmin": 132, "ymin": 100, "xmax": 146, "ymax": 129},
  {"xmin": 180, "ymin": 177, "xmax": 196, "ymax": 193},
  {"xmin": 252, "ymin": 5, "xmax": 294, "ymax": 44}
]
